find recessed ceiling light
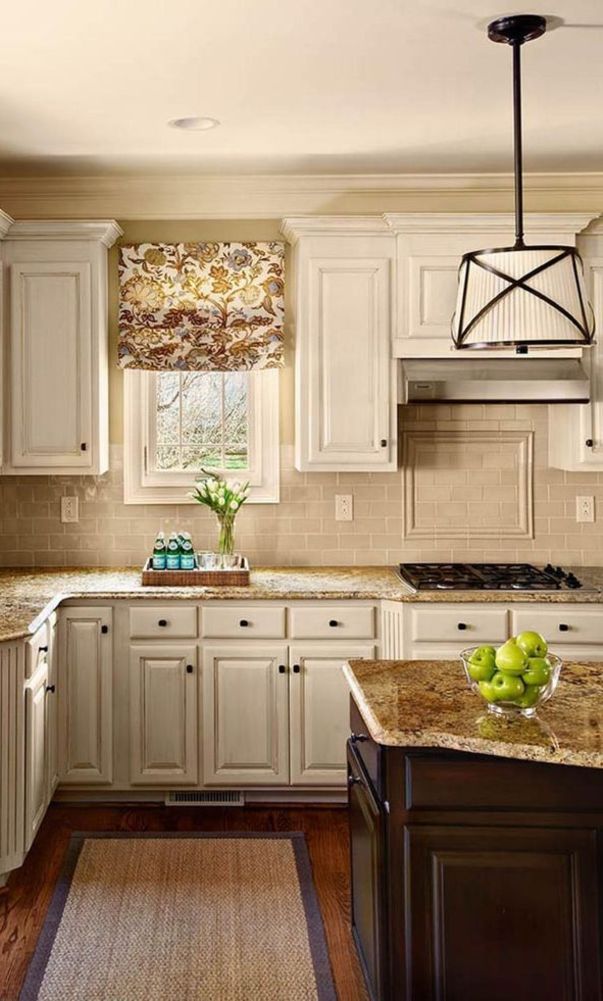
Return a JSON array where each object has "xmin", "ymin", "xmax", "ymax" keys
[{"xmin": 168, "ymin": 116, "xmax": 220, "ymax": 131}]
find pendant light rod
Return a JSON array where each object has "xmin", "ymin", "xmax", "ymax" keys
[{"xmin": 487, "ymin": 15, "xmax": 547, "ymax": 246}]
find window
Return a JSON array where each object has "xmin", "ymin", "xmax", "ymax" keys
[{"xmin": 124, "ymin": 369, "xmax": 279, "ymax": 504}]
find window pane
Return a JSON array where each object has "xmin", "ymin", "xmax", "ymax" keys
[{"xmin": 153, "ymin": 371, "xmax": 249, "ymax": 471}]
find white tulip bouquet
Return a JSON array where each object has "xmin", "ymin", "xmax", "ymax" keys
[{"xmin": 191, "ymin": 470, "xmax": 250, "ymax": 555}]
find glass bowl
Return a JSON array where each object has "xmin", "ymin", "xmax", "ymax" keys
[{"xmin": 460, "ymin": 645, "xmax": 562, "ymax": 718}]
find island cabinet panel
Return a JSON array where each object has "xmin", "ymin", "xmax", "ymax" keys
[{"xmin": 400, "ymin": 825, "xmax": 600, "ymax": 1001}]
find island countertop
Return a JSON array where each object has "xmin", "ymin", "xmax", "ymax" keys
[{"xmin": 343, "ymin": 657, "xmax": 603, "ymax": 769}]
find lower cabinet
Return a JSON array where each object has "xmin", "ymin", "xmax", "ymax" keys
[
  {"xmin": 290, "ymin": 643, "xmax": 375, "ymax": 785},
  {"xmin": 129, "ymin": 645, "xmax": 198, "ymax": 785},
  {"xmin": 58, "ymin": 607, "xmax": 113, "ymax": 784},
  {"xmin": 202, "ymin": 644, "xmax": 290, "ymax": 786},
  {"xmin": 24, "ymin": 661, "xmax": 50, "ymax": 850}
]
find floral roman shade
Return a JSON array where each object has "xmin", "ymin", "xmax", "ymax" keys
[{"xmin": 118, "ymin": 241, "xmax": 285, "ymax": 371}]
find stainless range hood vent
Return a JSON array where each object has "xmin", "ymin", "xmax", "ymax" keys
[{"xmin": 400, "ymin": 358, "xmax": 590, "ymax": 404}]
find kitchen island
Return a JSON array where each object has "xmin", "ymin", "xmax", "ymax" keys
[{"xmin": 343, "ymin": 658, "xmax": 603, "ymax": 1001}]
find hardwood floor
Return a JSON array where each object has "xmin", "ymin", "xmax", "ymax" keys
[{"xmin": 0, "ymin": 802, "xmax": 368, "ymax": 1001}]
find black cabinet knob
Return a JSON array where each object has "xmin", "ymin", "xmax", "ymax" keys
[
  {"xmin": 348, "ymin": 774, "xmax": 362, "ymax": 788},
  {"xmin": 186, "ymin": 664, "xmax": 194, "ymax": 673},
  {"xmin": 293, "ymin": 664, "xmax": 301, "ymax": 674},
  {"xmin": 586, "ymin": 439, "xmax": 594, "ymax": 448},
  {"xmin": 239, "ymin": 619, "xmax": 249, "ymax": 627},
  {"xmin": 158, "ymin": 619, "xmax": 168, "ymax": 627},
  {"xmin": 101, "ymin": 624, "xmax": 109, "ymax": 634},
  {"xmin": 278, "ymin": 664, "xmax": 286, "ymax": 674},
  {"xmin": 45, "ymin": 684, "xmax": 55, "ymax": 693},
  {"xmin": 351, "ymin": 732, "xmax": 368, "ymax": 744},
  {"xmin": 328, "ymin": 619, "xmax": 338, "ymax": 627},
  {"xmin": 457, "ymin": 622, "xmax": 467, "ymax": 631},
  {"xmin": 380, "ymin": 439, "xmax": 387, "ymax": 447},
  {"xmin": 559, "ymin": 623, "xmax": 570, "ymax": 632}
]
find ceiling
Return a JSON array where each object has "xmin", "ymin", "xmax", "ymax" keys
[{"xmin": 1, "ymin": 0, "xmax": 602, "ymax": 176}]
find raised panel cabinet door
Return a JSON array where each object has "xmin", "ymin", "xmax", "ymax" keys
[
  {"xmin": 58, "ymin": 607, "xmax": 112, "ymax": 785},
  {"xmin": 348, "ymin": 743, "xmax": 387, "ymax": 1001},
  {"xmin": 402, "ymin": 825, "xmax": 601, "ymax": 1001},
  {"xmin": 300, "ymin": 256, "xmax": 394, "ymax": 470},
  {"xmin": 202, "ymin": 644, "xmax": 289, "ymax": 786},
  {"xmin": 129, "ymin": 645, "xmax": 198, "ymax": 785},
  {"xmin": 24, "ymin": 662, "xmax": 49, "ymax": 850},
  {"xmin": 289, "ymin": 643, "xmax": 375, "ymax": 786},
  {"xmin": 9, "ymin": 261, "xmax": 93, "ymax": 468}
]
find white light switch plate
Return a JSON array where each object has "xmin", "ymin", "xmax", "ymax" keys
[
  {"xmin": 61, "ymin": 496, "xmax": 79, "ymax": 523},
  {"xmin": 576, "ymin": 495, "xmax": 595, "ymax": 523},
  {"xmin": 335, "ymin": 494, "xmax": 353, "ymax": 521}
]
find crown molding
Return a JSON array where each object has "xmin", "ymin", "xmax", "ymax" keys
[
  {"xmin": 383, "ymin": 211, "xmax": 600, "ymax": 234},
  {"xmin": 281, "ymin": 215, "xmax": 390, "ymax": 243},
  {"xmin": 6, "ymin": 219, "xmax": 123, "ymax": 246},
  {"xmin": 0, "ymin": 172, "xmax": 602, "ymax": 220}
]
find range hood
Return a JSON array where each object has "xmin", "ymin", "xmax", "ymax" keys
[{"xmin": 399, "ymin": 358, "xmax": 590, "ymax": 404}]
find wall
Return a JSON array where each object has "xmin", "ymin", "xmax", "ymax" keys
[{"xmin": 1, "ymin": 202, "xmax": 603, "ymax": 568}]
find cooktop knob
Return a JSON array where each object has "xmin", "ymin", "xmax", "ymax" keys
[{"xmin": 566, "ymin": 573, "xmax": 582, "ymax": 589}]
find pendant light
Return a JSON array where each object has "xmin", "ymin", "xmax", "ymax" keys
[{"xmin": 452, "ymin": 14, "xmax": 595, "ymax": 351}]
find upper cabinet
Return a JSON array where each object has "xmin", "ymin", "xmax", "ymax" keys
[
  {"xmin": 385, "ymin": 212, "xmax": 597, "ymax": 359},
  {"xmin": 282, "ymin": 218, "xmax": 397, "ymax": 472},
  {"xmin": 1, "ymin": 219, "xmax": 122, "ymax": 474}
]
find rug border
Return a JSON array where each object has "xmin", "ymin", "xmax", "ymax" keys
[{"xmin": 19, "ymin": 831, "xmax": 337, "ymax": 1001}]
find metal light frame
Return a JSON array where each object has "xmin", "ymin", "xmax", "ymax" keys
[{"xmin": 452, "ymin": 14, "xmax": 596, "ymax": 351}]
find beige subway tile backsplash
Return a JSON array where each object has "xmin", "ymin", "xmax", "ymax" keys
[{"xmin": 2, "ymin": 403, "xmax": 603, "ymax": 567}]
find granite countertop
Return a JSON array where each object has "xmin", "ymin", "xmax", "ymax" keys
[
  {"xmin": 1, "ymin": 564, "xmax": 603, "ymax": 645},
  {"xmin": 343, "ymin": 658, "xmax": 603, "ymax": 769}
]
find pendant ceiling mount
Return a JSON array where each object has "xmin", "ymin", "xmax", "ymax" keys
[{"xmin": 452, "ymin": 13, "xmax": 595, "ymax": 351}]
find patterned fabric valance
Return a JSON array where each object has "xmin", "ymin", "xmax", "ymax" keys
[{"xmin": 118, "ymin": 241, "xmax": 285, "ymax": 371}]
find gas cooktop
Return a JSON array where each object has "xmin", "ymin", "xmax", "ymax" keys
[{"xmin": 397, "ymin": 562, "xmax": 584, "ymax": 592}]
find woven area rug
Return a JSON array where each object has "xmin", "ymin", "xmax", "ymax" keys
[{"xmin": 20, "ymin": 832, "xmax": 337, "ymax": 1001}]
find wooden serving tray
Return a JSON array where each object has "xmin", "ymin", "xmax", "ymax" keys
[{"xmin": 141, "ymin": 557, "xmax": 250, "ymax": 587}]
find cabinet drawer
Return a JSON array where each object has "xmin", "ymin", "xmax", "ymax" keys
[
  {"xmin": 289, "ymin": 605, "xmax": 375, "ymax": 639},
  {"xmin": 201, "ymin": 605, "xmax": 286, "ymax": 639},
  {"xmin": 25, "ymin": 623, "xmax": 50, "ymax": 679},
  {"xmin": 512, "ymin": 608, "xmax": 603, "ymax": 646},
  {"xmin": 410, "ymin": 606, "xmax": 508, "ymax": 644},
  {"xmin": 129, "ymin": 606, "xmax": 198, "ymax": 639}
]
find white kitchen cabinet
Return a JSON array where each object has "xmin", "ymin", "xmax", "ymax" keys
[
  {"xmin": 282, "ymin": 220, "xmax": 396, "ymax": 471},
  {"xmin": 46, "ymin": 616, "xmax": 59, "ymax": 797},
  {"xmin": 129, "ymin": 645, "xmax": 198, "ymax": 785},
  {"xmin": 24, "ymin": 661, "xmax": 49, "ymax": 849},
  {"xmin": 385, "ymin": 212, "xmax": 596, "ymax": 358},
  {"xmin": 289, "ymin": 643, "xmax": 375, "ymax": 786},
  {"xmin": 58, "ymin": 606, "xmax": 113, "ymax": 784},
  {"xmin": 1, "ymin": 220, "xmax": 122, "ymax": 475},
  {"xmin": 202, "ymin": 644, "xmax": 290, "ymax": 786}
]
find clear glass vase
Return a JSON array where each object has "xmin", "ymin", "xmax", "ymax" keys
[{"xmin": 216, "ymin": 513, "xmax": 236, "ymax": 556}]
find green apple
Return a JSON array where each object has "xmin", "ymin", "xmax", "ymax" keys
[
  {"xmin": 515, "ymin": 630, "xmax": 548, "ymax": 658},
  {"xmin": 491, "ymin": 671, "xmax": 525, "ymax": 701},
  {"xmin": 494, "ymin": 640, "xmax": 528, "ymax": 675},
  {"xmin": 478, "ymin": 680, "xmax": 498, "ymax": 703},
  {"xmin": 522, "ymin": 657, "xmax": 551, "ymax": 687},
  {"xmin": 514, "ymin": 684, "xmax": 542, "ymax": 709},
  {"xmin": 468, "ymin": 646, "xmax": 496, "ymax": 681}
]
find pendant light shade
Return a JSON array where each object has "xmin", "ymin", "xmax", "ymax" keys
[{"xmin": 453, "ymin": 14, "xmax": 595, "ymax": 351}]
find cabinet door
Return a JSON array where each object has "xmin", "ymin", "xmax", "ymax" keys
[
  {"xmin": 297, "ymin": 249, "xmax": 395, "ymax": 471},
  {"xmin": 403, "ymin": 825, "xmax": 601, "ymax": 1001},
  {"xmin": 59, "ymin": 607, "xmax": 112, "ymax": 784},
  {"xmin": 289, "ymin": 643, "xmax": 375, "ymax": 786},
  {"xmin": 348, "ymin": 743, "xmax": 387, "ymax": 1001},
  {"xmin": 9, "ymin": 261, "xmax": 93, "ymax": 469},
  {"xmin": 46, "ymin": 619, "xmax": 59, "ymax": 796},
  {"xmin": 202, "ymin": 644, "xmax": 289, "ymax": 786},
  {"xmin": 129, "ymin": 645, "xmax": 198, "ymax": 785},
  {"xmin": 25, "ymin": 662, "xmax": 49, "ymax": 850}
]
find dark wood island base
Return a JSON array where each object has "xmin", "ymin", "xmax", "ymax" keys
[{"xmin": 348, "ymin": 695, "xmax": 603, "ymax": 1001}]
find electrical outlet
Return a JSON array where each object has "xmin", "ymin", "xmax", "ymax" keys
[
  {"xmin": 335, "ymin": 494, "xmax": 353, "ymax": 522},
  {"xmin": 61, "ymin": 496, "xmax": 79, "ymax": 524},
  {"xmin": 576, "ymin": 495, "xmax": 595, "ymax": 523}
]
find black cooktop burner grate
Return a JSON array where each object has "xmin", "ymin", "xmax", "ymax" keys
[{"xmin": 398, "ymin": 562, "xmax": 583, "ymax": 591}]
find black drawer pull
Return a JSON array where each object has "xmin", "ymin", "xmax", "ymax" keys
[
  {"xmin": 328, "ymin": 619, "xmax": 338, "ymax": 627},
  {"xmin": 457, "ymin": 622, "xmax": 468, "ymax": 631},
  {"xmin": 278, "ymin": 664, "xmax": 286, "ymax": 674},
  {"xmin": 158, "ymin": 619, "xmax": 168, "ymax": 627},
  {"xmin": 293, "ymin": 664, "xmax": 301, "ymax": 674},
  {"xmin": 186, "ymin": 664, "xmax": 194, "ymax": 674},
  {"xmin": 39, "ymin": 645, "xmax": 48, "ymax": 653},
  {"xmin": 348, "ymin": 774, "xmax": 363, "ymax": 788},
  {"xmin": 45, "ymin": 684, "xmax": 55, "ymax": 693},
  {"xmin": 559, "ymin": 623, "xmax": 570, "ymax": 632},
  {"xmin": 351, "ymin": 732, "xmax": 368, "ymax": 744},
  {"xmin": 239, "ymin": 619, "xmax": 249, "ymax": 627}
]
